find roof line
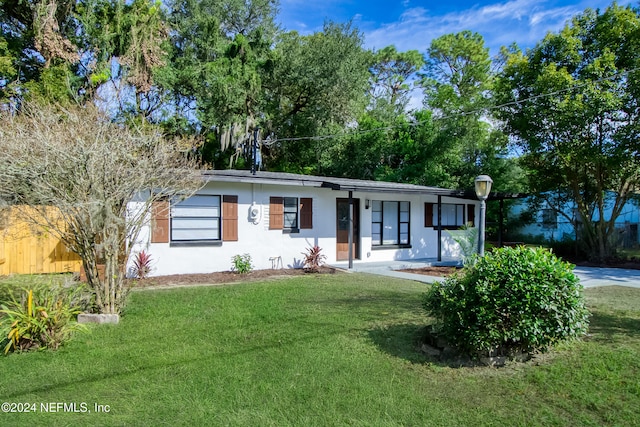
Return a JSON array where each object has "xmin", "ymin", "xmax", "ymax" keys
[{"xmin": 203, "ymin": 170, "xmax": 481, "ymax": 198}]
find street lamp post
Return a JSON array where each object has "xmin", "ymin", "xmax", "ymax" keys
[{"xmin": 475, "ymin": 175, "xmax": 493, "ymax": 256}]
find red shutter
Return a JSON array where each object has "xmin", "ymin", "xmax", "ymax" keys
[
  {"xmin": 425, "ymin": 203, "xmax": 434, "ymax": 227},
  {"xmin": 222, "ymin": 195, "xmax": 238, "ymax": 241},
  {"xmin": 269, "ymin": 197, "xmax": 283, "ymax": 230},
  {"xmin": 151, "ymin": 200, "xmax": 169, "ymax": 243},
  {"xmin": 467, "ymin": 204, "xmax": 476, "ymax": 227},
  {"xmin": 300, "ymin": 198, "xmax": 313, "ymax": 229}
]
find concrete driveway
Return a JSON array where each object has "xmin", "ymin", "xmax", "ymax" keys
[
  {"xmin": 333, "ymin": 259, "xmax": 640, "ymax": 289},
  {"xmin": 573, "ymin": 266, "xmax": 640, "ymax": 288}
]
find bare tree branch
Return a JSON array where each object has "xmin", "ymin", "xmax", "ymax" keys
[{"xmin": 0, "ymin": 102, "xmax": 204, "ymax": 314}]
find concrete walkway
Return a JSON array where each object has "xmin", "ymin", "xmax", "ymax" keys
[
  {"xmin": 332, "ymin": 259, "xmax": 640, "ymax": 289},
  {"xmin": 573, "ymin": 266, "xmax": 640, "ymax": 288}
]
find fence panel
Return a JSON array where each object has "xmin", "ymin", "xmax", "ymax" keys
[{"xmin": 0, "ymin": 207, "xmax": 81, "ymax": 275}]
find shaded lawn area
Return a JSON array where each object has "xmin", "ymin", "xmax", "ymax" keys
[{"xmin": 1, "ymin": 273, "xmax": 639, "ymax": 426}]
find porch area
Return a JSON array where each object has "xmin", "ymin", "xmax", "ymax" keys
[{"xmin": 330, "ymin": 257, "xmax": 460, "ymax": 283}]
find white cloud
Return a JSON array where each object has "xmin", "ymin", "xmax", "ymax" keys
[
  {"xmin": 363, "ymin": 0, "xmax": 625, "ymax": 56},
  {"xmin": 529, "ymin": 6, "xmax": 574, "ymax": 26}
]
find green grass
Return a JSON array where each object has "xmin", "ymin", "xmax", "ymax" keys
[
  {"xmin": 0, "ymin": 274, "xmax": 73, "ymax": 302},
  {"xmin": 1, "ymin": 274, "xmax": 639, "ymax": 426}
]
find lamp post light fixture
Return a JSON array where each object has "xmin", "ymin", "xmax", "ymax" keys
[{"xmin": 474, "ymin": 175, "xmax": 493, "ymax": 256}]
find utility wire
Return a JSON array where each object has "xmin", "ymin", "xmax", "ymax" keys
[{"xmin": 261, "ymin": 66, "xmax": 640, "ymax": 146}]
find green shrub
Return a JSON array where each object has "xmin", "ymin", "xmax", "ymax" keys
[
  {"xmin": 231, "ymin": 254, "xmax": 253, "ymax": 274},
  {"xmin": 0, "ymin": 284, "xmax": 89, "ymax": 354},
  {"xmin": 423, "ymin": 246, "xmax": 589, "ymax": 357}
]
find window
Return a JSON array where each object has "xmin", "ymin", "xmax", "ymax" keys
[
  {"xmin": 440, "ymin": 204, "xmax": 465, "ymax": 227},
  {"xmin": 425, "ymin": 203, "xmax": 475, "ymax": 229},
  {"xmin": 542, "ymin": 208, "xmax": 558, "ymax": 230},
  {"xmin": 171, "ymin": 195, "xmax": 221, "ymax": 242},
  {"xmin": 283, "ymin": 197, "xmax": 298, "ymax": 229},
  {"xmin": 371, "ymin": 201, "xmax": 410, "ymax": 247},
  {"xmin": 151, "ymin": 195, "xmax": 238, "ymax": 245},
  {"xmin": 270, "ymin": 197, "xmax": 313, "ymax": 232}
]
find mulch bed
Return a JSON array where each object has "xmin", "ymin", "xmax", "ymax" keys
[
  {"xmin": 133, "ymin": 266, "xmax": 339, "ymax": 288},
  {"xmin": 396, "ymin": 266, "xmax": 461, "ymax": 277},
  {"xmin": 131, "ymin": 259, "xmax": 640, "ymax": 288}
]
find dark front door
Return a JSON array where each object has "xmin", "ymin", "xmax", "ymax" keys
[{"xmin": 336, "ymin": 198, "xmax": 360, "ymax": 261}]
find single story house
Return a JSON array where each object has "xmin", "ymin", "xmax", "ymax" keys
[{"xmin": 131, "ymin": 170, "xmax": 481, "ymax": 276}]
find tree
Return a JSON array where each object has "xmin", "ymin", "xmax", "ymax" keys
[
  {"xmin": 0, "ymin": 102, "xmax": 203, "ymax": 314},
  {"xmin": 421, "ymin": 31, "xmax": 509, "ymax": 191},
  {"xmin": 262, "ymin": 22, "xmax": 370, "ymax": 172},
  {"xmin": 78, "ymin": 0, "xmax": 171, "ymax": 117},
  {"xmin": 161, "ymin": 0, "xmax": 278, "ymax": 167},
  {"xmin": 367, "ymin": 45, "xmax": 424, "ymax": 118},
  {"xmin": 319, "ymin": 110, "xmax": 435, "ymax": 181},
  {"xmin": 0, "ymin": 0, "xmax": 81, "ymax": 104},
  {"xmin": 0, "ymin": 0, "xmax": 171, "ymax": 115},
  {"xmin": 495, "ymin": 3, "xmax": 640, "ymax": 260}
]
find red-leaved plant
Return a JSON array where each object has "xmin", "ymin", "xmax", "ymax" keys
[
  {"xmin": 133, "ymin": 250, "xmax": 153, "ymax": 279},
  {"xmin": 302, "ymin": 245, "xmax": 326, "ymax": 272}
]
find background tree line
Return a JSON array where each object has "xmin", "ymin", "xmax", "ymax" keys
[
  {"xmin": 0, "ymin": 0, "xmax": 519, "ymax": 191},
  {"xmin": 2, "ymin": 0, "xmax": 640, "ymax": 260}
]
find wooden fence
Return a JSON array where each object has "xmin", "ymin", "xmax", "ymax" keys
[{"xmin": 0, "ymin": 207, "xmax": 82, "ymax": 275}]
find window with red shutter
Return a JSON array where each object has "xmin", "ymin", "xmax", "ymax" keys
[
  {"xmin": 269, "ymin": 197, "xmax": 284, "ymax": 230},
  {"xmin": 300, "ymin": 198, "xmax": 313, "ymax": 229},
  {"xmin": 424, "ymin": 203, "xmax": 434, "ymax": 227},
  {"xmin": 151, "ymin": 200, "xmax": 169, "ymax": 243}
]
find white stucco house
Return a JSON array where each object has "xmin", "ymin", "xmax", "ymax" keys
[{"xmin": 131, "ymin": 170, "xmax": 480, "ymax": 276}]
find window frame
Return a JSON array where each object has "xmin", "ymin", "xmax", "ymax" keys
[
  {"xmin": 270, "ymin": 196, "xmax": 313, "ymax": 233},
  {"xmin": 541, "ymin": 208, "xmax": 558, "ymax": 230},
  {"xmin": 169, "ymin": 194, "xmax": 222, "ymax": 246},
  {"xmin": 425, "ymin": 203, "xmax": 469, "ymax": 230},
  {"xmin": 283, "ymin": 196, "xmax": 299, "ymax": 233},
  {"xmin": 371, "ymin": 200, "xmax": 411, "ymax": 249}
]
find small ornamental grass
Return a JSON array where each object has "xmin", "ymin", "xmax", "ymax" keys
[{"xmin": 423, "ymin": 246, "xmax": 590, "ymax": 358}]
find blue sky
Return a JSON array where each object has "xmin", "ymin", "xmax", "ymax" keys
[{"xmin": 277, "ymin": 0, "xmax": 634, "ymax": 56}]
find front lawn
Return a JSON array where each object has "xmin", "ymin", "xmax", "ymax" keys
[{"xmin": 1, "ymin": 273, "xmax": 639, "ymax": 426}]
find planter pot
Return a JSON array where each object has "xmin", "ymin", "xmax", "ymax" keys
[{"xmin": 77, "ymin": 313, "xmax": 120, "ymax": 324}]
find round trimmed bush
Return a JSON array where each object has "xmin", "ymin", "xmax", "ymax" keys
[{"xmin": 423, "ymin": 246, "xmax": 589, "ymax": 357}]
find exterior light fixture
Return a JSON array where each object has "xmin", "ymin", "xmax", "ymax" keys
[{"xmin": 474, "ymin": 175, "xmax": 493, "ymax": 256}]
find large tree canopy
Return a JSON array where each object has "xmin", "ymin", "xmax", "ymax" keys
[
  {"xmin": 262, "ymin": 22, "xmax": 371, "ymax": 172},
  {"xmin": 495, "ymin": 3, "xmax": 640, "ymax": 260},
  {"xmin": 420, "ymin": 31, "xmax": 518, "ymax": 192},
  {"xmin": 0, "ymin": 0, "xmax": 522, "ymax": 192},
  {"xmin": 367, "ymin": 45, "xmax": 424, "ymax": 118}
]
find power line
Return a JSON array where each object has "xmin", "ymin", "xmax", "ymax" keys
[{"xmin": 262, "ymin": 66, "xmax": 640, "ymax": 146}]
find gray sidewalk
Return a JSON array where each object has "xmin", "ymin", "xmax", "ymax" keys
[{"xmin": 332, "ymin": 259, "xmax": 640, "ymax": 289}]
